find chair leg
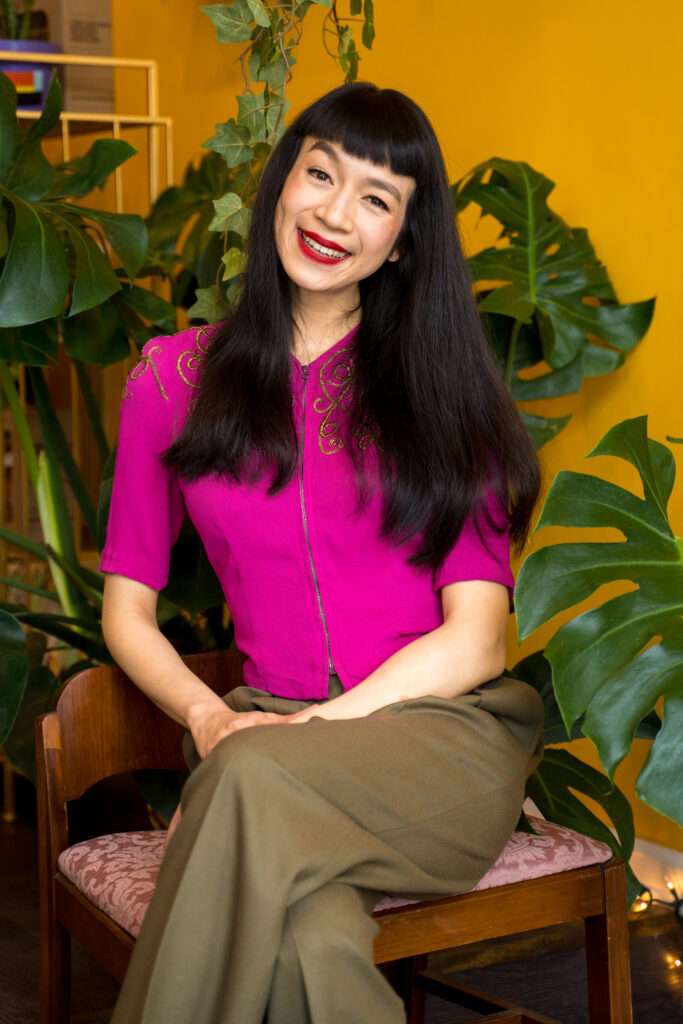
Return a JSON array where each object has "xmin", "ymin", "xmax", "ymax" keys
[
  {"xmin": 382, "ymin": 954, "xmax": 427, "ymax": 1023},
  {"xmin": 584, "ymin": 861, "xmax": 633, "ymax": 1023},
  {"xmin": 40, "ymin": 914, "xmax": 70, "ymax": 1024}
]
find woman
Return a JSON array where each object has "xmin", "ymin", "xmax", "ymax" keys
[{"xmin": 101, "ymin": 81, "xmax": 545, "ymax": 1024}]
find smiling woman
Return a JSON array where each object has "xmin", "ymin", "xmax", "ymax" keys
[
  {"xmin": 100, "ymin": 80, "xmax": 544, "ymax": 1024},
  {"xmin": 274, "ymin": 135, "xmax": 415, "ymax": 360}
]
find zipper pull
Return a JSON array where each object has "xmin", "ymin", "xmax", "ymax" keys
[{"xmin": 302, "ymin": 364, "xmax": 309, "ymax": 383}]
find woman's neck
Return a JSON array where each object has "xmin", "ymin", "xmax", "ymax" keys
[{"xmin": 290, "ymin": 286, "xmax": 360, "ymax": 366}]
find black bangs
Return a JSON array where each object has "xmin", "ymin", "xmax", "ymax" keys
[{"xmin": 290, "ymin": 81, "xmax": 431, "ymax": 183}]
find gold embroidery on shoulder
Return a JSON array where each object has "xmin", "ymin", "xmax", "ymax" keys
[
  {"xmin": 122, "ymin": 343, "xmax": 168, "ymax": 401},
  {"xmin": 313, "ymin": 346, "xmax": 380, "ymax": 455},
  {"xmin": 177, "ymin": 325, "xmax": 212, "ymax": 390}
]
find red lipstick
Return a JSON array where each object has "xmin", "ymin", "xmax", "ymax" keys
[{"xmin": 297, "ymin": 228, "xmax": 352, "ymax": 266}]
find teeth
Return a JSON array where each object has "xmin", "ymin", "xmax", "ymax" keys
[{"xmin": 301, "ymin": 230, "xmax": 348, "ymax": 259}]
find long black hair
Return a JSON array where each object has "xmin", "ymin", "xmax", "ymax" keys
[{"xmin": 162, "ymin": 81, "xmax": 541, "ymax": 572}]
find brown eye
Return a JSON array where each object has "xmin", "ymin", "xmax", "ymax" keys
[{"xmin": 307, "ymin": 167, "xmax": 330, "ymax": 182}]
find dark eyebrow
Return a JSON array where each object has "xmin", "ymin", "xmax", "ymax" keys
[{"xmin": 306, "ymin": 140, "xmax": 402, "ymax": 203}]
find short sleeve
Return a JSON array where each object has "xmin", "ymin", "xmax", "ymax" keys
[
  {"xmin": 99, "ymin": 337, "xmax": 186, "ymax": 592},
  {"xmin": 433, "ymin": 485, "xmax": 515, "ymax": 606}
]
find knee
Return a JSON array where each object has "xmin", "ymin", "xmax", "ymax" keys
[
  {"xmin": 290, "ymin": 884, "xmax": 379, "ymax": 958},
  {"xmin": 182, "ymin": 725, "xmax": 281, "ymax": 804}
]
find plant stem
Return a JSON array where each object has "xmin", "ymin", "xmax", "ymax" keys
[
  {"xmin": 504, "ymin": 319, "xmax": 522, "ymax": 391},
  {"xmin": 0, "ymin": 359, "xmax": 39, "ymax": 489}
]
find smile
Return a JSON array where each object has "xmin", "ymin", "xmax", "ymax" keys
[{"xmin": 297, "ymin": 228, "xmax": 352, "ymax": 264}]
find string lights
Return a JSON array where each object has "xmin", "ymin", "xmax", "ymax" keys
[{"xmin": 632, "ymin": 880, "xmax": 683, "ymax": 928}]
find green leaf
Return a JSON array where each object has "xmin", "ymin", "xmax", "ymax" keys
[
  {"xmin": 519, "ymin": 410, "xmax": 571, "ymax": 449},
  {"xmin": 509, "ymin": 651, "xmax": 585, "ymax": 744},
  {"xmin": 338, "ymin": 27, "xmax": 359, "ymax": 81},
  {"xmin": 0, "ymin": 522, "xmax": 49, "ymax": 560},
  {"xmin": 202, "ymin": 118, "xmax": 254, "ymax": 169},
  {"xmin": 222, "ymin": 246, "xmax": 247, "ymax": 280},
  {"xmin": 636, "ymin": 687, "xmax": 683, "ymax": 821},
  {"xmin": 526, "ymin": 747, "xmax": 643, "ymax": 906},
  {"xmin": 0, "ymin": 72, "xmax": 17, "ymax": 181},
  {"xmin": 0, "ymin": 608, "xmax": 29, "ymax": 744},
  {"xmin": 0, "ymin": 193, "xmax": 69, "ymax": 326},
  {"xmin": 588, "ymin": 414, "xmax": 675, "ymax": 520},
  {"xmin": 0, "ymin": 320, "xmax": 59, "ymax": 365},
  {"xmin": 0, "ymin": 575, "xmax": 59, "ymax": 603},
  {"xmin": 62, "ymin": 298, "xmax": 130, "ymax": 366},
  {"xmin": 237, "ymin": 92, "xmax": 268, "ymax": 144},
  {"xmin": 186, "ymin": 284, "xmax": 230, "ymax": 324},
  {"xmin": 118, "ymin": 284, "xmax": 177, "ymax": 333},
  {"xmin": 0, "ymin": 203, "xmax": 8, "ymax": 258},
  {"xmin": 6, "ymin": 71, "xmax": 62, "ymax": 200},
  {"xmin": 50, "ymin": 139, "xmax": 137, "ymax": 198},
  {"xmin": 245, "ymin": 0, "xmax": 270, "ymax": 27},
  {"xmin": 74, "ymin": 206, "xmax": 148, "ymax": 280},
  {"xmin": 362, "ymin": 0, "xmax": 375, "ymax": 49},
  {"xmin": 35, "ymin": 450, "xmax": 92, "ymax": 624},
  {"xmin": 457, "ymin": 159, "xmax": 655, "ymax": 369},
  {"xmin": 61, "ymin": 220, "xmax": 121, "ymax": 316},
  {"xmin": 2, "ymin": 664, "xmax": 58, "ymax": 780},
  {"xmin": 201, "ymin": 1, "xmax": 254, "ymax": 43},
  {"xmin": 208, "ymin": 192, "xmax": 251, "ymax": 236},
  {"xmin": 515, "ymin": 416, "xmax": 683, "ymax": 825},
  {"xmin": 15, "ymin": 611, "xmax": 109, "ymax": 660},
  {"xmin": 28, "ymin": 365, "xmax": 100, "ymax": 542}
]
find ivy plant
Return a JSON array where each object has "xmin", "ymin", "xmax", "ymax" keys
[{"xmin": 147, "ymin": 0, "xmax": 375, "ymax": 321}]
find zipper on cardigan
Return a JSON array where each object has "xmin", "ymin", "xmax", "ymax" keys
[{"xmin": 299, "ymin": 363, "xmax": 335, "ymax": 674}]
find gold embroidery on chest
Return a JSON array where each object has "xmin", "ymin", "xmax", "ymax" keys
[
  {"xmin": 122, "ymin": 343, "xmax": 168, "ymax": 401},
  {"xmin": 313, "ymin": 347, "xmax": 380, "ymax": 455},
  {"xmin": 177, "ymin": 325, "xmax": 211, "ymax": 389}
]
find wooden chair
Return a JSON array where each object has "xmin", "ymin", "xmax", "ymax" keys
[{"xmin": 36, "ymin": 648, "xmax": 633, "ymax": 1024}]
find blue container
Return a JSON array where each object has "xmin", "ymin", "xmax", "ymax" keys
[{"xmin": 0, "ymin": 39, "xmax": 61, "ymax": 111}]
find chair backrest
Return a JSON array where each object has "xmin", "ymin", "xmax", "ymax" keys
[{"xmin": 55, "ymin": 646, "xmax": 245, "ymax": 802}]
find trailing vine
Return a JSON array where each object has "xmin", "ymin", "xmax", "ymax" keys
[{"xmin": 176, "ymin": 1, "xmax": 375, "ymax": 320}]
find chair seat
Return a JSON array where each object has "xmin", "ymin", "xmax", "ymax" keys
[{"xmin": 57, "ymin": 814, "xmax": 613, "ymax": 938}]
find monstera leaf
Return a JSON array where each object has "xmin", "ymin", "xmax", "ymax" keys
[
  {"xmin": 0, "ymin": 70, "xmax": 147, "ymax": 328},
  {"xmin": 515, "ymin": 415, "xmax": 683, "ymax": 825},
  {"xmin": 510, "ymin": 650, "xmax": 648, "ymax": 905},
  {"xmin": 453, "ymin": 159, "xmax": 655, "ymax": 447}
]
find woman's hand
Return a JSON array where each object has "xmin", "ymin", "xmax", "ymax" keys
[{"xmin": 188, "ymin": 704, "xmax": 303, "ymax": 761}]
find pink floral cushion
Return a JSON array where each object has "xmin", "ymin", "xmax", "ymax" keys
[{"xmin": 57, "ymin": 815, "xmax": 612, "ymax": 937}]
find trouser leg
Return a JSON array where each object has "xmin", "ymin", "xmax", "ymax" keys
[
  {"xmin": 266, "ymin": 883, "xmax": 404, "ymax": 1024},
  {"xmin": 112, "ymin": 674, "xmax": 544, "ymax": 1024}
]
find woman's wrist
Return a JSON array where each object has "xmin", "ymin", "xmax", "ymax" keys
[{"xmin": 186, "ymin": 696, "xmax": 235, "ymax": 731}]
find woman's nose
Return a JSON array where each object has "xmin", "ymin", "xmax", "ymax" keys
[{"xmin": 315, "ymin": 196, "xmax": 353, "ymax": 232}]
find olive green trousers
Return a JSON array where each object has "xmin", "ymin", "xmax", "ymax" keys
[{"xmin": 111, "ymin": 673, "xmax": 544, "ymax": 1024}]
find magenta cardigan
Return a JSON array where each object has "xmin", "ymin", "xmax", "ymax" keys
[{"xmin": 99, "ymin": 323, "xmax": 515, "ymax": 700}]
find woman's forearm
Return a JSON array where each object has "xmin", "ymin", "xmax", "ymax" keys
[
  {"xmin": 302, "ymin": 623, "xmax": 506, "ymax": 722},
  {"xmin": 102, "ymin": 610, "xmax": 229, "ymax": 729}
]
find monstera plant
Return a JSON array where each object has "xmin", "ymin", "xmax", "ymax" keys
[
  {"xmin": 453, "ymin": 159, "xmax": 655, "ymax": 448},
  {"xmin": 512, "ymin": 415, "xmax": 683, "ymax": 899}
]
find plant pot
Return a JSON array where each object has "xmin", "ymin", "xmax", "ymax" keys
[{"xmin": 0, "ymin": 39, "xmax": 62, "ymax": 111}]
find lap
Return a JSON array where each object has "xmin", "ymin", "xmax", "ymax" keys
[{"xmin": 192, "ymin": 674, "xmax": 543, "ymax": 846}]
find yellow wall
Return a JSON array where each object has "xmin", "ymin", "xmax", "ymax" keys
[{"xmin": 113, "ymin": 1, "xmax": 683, "ymax": 851}]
